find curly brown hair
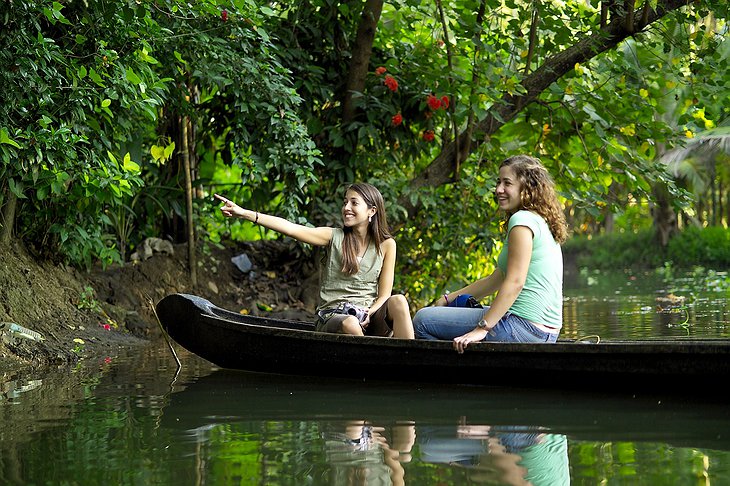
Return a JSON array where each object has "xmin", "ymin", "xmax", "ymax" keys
[{"xmin": 500, "ymin": 155, "xmax": 568, "ymax": 244}]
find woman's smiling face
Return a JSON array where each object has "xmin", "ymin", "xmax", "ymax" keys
[
  {"xmin": 495, "ymin": 165, "xmax": 523, "ymax": 213},
  {"xmin": 342, "ymin": 189, "xmax": 373, "ymax": 227}
]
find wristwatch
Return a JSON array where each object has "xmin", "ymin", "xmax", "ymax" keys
[{"xmin": 477, "ymin": 319, "xmax": 489, "ymax": 330}]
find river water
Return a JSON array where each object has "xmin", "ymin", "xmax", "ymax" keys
[{"xmin": 1, "ymin": 269, "xmax": 728, "ymax": 485}]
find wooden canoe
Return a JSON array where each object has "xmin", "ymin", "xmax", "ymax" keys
[{"xmin": 156, "ymin": 293, "xmax": 730, "ymax": 393}]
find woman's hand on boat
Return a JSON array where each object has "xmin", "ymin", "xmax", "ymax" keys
[{"xmin": 453, "ymin": 328, "xmax": 488, "ymax": 353}]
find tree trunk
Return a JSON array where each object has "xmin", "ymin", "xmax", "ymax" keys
[
  {"xmin": 651, "ymin": 183, "xmax": 678, "ymax": 247},
  {"xmin": 341, "ymin": 0, "xmax": 384, "ymax": 124},
  {"xmin": 0, "ymin": 189, "xmax": 17, "ymax": 246},
  {"xmin": 181, "ymin": 116, "xmax": 197, "ymax": 287}
]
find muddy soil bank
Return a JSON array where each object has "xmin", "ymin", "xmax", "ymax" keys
[{"xmin": 0, "ymin": 239, "xmax": 319, "ymax": 373}]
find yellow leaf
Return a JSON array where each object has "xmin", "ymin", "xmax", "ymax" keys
[{"xmin": 150, "ymin": 145, "xmax": 165, "ymax": 161}]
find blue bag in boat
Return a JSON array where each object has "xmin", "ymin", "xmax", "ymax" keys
[{"xmin": 448, "ymin": 294, "xmax": 483, "ymax": 308}]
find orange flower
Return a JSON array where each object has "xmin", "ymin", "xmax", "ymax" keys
[
  {"xmin": 384, "ymin": 75, "xmax": 398, "ymax": 92},
  {"xmin": 427, "ymin": 94, "xmax": 442, "ymax": 110},
  {"xmin": 375, "ymin": 66, "xmax": 387, "ymax": 76},
  {"xmin": 391, "ymin": 113, "xmax": 403, "ymax": 126}
]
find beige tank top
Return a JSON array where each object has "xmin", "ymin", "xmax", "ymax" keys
[{"xmin": 318, "ymin": 228, "xmax": 383, "ymax": 311}]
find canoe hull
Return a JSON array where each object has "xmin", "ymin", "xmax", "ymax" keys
[{"xmin": 156, "ymin": 293, "xmax": 730, "ymax": 392}]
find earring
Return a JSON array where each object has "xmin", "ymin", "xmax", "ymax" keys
[{"xmin": 368, "ymin": 215, "xmax": 372, "ymax": 223}]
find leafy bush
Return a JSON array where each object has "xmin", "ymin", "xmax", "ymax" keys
[
  {"xmin": 666, "ymin": 226, "xmax": 730, "ymax": 268},
  {"xmin": 564, "ymin": 226, "xmax": 730, "ymax": 271}
]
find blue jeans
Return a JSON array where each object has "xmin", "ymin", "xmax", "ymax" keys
[{"xmin": 413, "ymin": 306, "xmax": 558, "ymax": 343}]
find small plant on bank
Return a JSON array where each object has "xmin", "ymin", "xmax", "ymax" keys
[
  {"xmin": 71, "ymin": 338, "xmax": 85, "ymax": 356},
  {"xmin": 77, "ymin": 286, "xmax": 119, "ymax": 330}
]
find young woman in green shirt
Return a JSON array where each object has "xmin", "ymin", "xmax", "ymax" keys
[{"xmin": 414, "ymin": 155, "xmax": 568, "ymax": 349}]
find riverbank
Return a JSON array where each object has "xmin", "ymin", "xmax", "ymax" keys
[{"xmin": 0, "ymin": 239, "xmax": 318, "ymax": 373}]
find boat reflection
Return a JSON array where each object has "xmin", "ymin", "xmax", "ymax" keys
[
  {"xmin": 159, "ymin": 368, "xmax": 728, "ymax": 484},
  {"xmin": 420, "ymin": 423, "xmax": 569, "ymax": 485},
  {"xmin": 321, "ymin": 421, "xmax": 415, "ymax": 485}
]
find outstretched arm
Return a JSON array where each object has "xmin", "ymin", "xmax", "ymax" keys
[{"xmin": 214, "ymin": 194, "xmax": 333, "ymax": 246}]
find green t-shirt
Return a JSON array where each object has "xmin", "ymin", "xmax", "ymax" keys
[
  {"xmin": 496, "ymin": 210, "xmax": 563, "ymax": 328},
  {"xmin": 318, "ymin": 228, "xmax": 383, "ymax": 311},
  {"xmin": 520, "ymin": 434, "xmax": 570, "ymax": 486}
]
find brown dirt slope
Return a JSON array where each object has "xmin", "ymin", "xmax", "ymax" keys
[{"xmin": 0, "ymin": 239, "xmax": 319, "ymax": 372}]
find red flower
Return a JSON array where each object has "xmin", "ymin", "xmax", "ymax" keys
[
  {"xmin": 391, "ymin": 113, "xmax": 403, "ymax": 126},
  {"xmin": 441, "ymin": 95, "xmax": 450, "ymax": 109},
  {"xmin": 221, "ymin": 9, "xmax": 228, "ymax": 21},
  {"xmin": 423, "ymin": 130, "xmax": 435, "ymax": 142},
  {"xmin": 383, "ymin": 75, "xmax": 398, "ymax": 92},
  {"xmin": 427, "ymin": 94, "xmax": 442, "ymax": 110},
  {"xmin": 375, "ymin": 66, "xmax": 387, "ymax": 76}
]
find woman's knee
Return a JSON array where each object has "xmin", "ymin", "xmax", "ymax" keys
[
  {"xmin": 413, "ymin": 307, "xmax": 432, "ymax": 324},
  {"xmin": 340, "ymin": 316, "xmax": 363, "ymax": 335},
  {"xmin": 412, "ymin": 309, "xmax": 429, "ymax": 336},
  {"xmin": 388, "ymin": 294, "xmax": 409, "ymax": 313}
]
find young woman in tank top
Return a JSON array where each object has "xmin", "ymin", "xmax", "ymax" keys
[{"xmin": 215, "ymin": 183, "xmax": 414, "ymax": 339}]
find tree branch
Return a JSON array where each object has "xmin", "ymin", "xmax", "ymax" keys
[{"xmin": 399, "ymin": 0, "xmax": 688, "ymax": 219}]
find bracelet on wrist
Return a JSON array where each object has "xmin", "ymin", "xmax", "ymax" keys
[{"xmin": 443, "ymin": 293, "xmax": 449, "ymax": 305}]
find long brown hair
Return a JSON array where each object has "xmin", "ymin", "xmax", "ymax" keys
[
  {"xmin": 341, "ymin": 183, "xmax": 392, "ymax": 275},
  {"xmin": 500, "ymin": 155, "xmax": 568, "ymax": 244}
]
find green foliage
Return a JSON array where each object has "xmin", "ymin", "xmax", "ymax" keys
[
  {"xmin": 565, "ymin": 229, "xmax": 664, "ymax": 270},
  {"xmin": 0, "ymin": 0, "xmax": 322, "ymax": 267},
  {"xmin": 1, "ymin": 0, "xmax": 728, "ymax": 286},
  {"xmin": 565, "ymin": 226, "xmax": 730, "ymax": 271},
  {"xmin": 0, "ymin": 0, "xmax": 164, "ymax": 267},
  {"xmin": 666, "ymin": 226, "xmax": 730, "ymax": 268}
]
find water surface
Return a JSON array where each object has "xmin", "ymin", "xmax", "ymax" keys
[{"xmin": 1, "ymin": 269, "xmax": 729, "ymax": 485}]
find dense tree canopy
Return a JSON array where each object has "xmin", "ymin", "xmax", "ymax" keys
[{"xmin": 1, "ymin": 0, "xmax": 728, "ymax": 302}]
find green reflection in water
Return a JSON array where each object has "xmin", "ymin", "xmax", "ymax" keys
[{"xmin": 563, "ymin": 268, "xmax": 729, "ymax": 340}]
